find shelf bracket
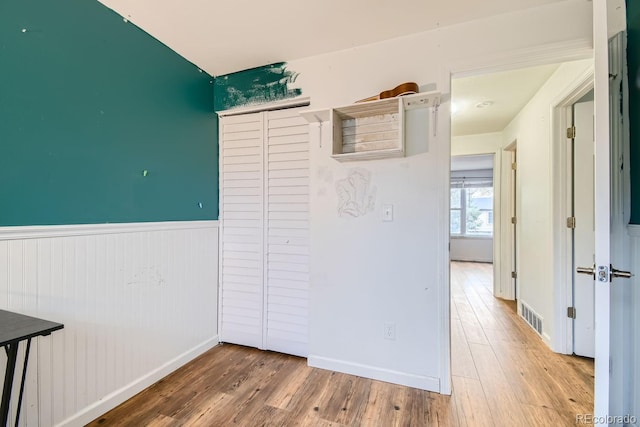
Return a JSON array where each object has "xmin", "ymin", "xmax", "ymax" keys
[{"xmin": 433, "ymin": 104, "xmax": 439, "ymax": 137}]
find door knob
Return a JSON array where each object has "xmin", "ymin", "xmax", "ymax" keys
[
  {"xmin": 577, "ymin": 265, "xmax": 633, "ymax": 281},
  {"xmin": 576, "ymin": 265, "xmax": 595, "ymax": 279},
  {"xmin": 611, "ymin": 267, "xmax": 633, "ymax": 279}
]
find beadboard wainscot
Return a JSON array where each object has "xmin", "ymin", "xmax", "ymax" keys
[
  {"xmin": 625, "ymin": 224, "xmax": 640, "ymax": 421},
  {"xmin": 0, "ymin": 221, "xmax": 219, "ymax": 427}
]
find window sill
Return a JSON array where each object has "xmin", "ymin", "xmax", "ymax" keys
[{"xmin": 450, "ymin": 235, "xmax": 493, "ymax": 240}]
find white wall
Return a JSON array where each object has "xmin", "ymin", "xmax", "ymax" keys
[
  {"xmin": 451, "ymin": 132, "xmax": 503, "ymax": 156},
  {"xmin": 450, "ymin": 238, "xmax": 493, "ymax": 262},
  {"xmin": 502, "ymin": 59, "xmax": 593, "ymax": 346},
  {"xmin": 0, "ymin": 221, "xmax": 219, "ymax": 426},
  {"xmin": 286, "ymin": 0, "xmax": 592, "ymax": 394}
]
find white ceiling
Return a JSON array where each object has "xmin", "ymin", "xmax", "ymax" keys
[
  {"xmin": 97, "ymin": 0, "xmax": 569, "ymax": 77},
  {"xmin": 451, "ymin": 63, "xmax": 561, "ymax": 137}
]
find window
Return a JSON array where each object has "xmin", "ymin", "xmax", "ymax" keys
[
  {"xmin": 450, "ymin": 170, "xmax": 493, "ymax": 237},
  {"xmin": 450, "ymin": 188, "xmax": 462, "ymax": 234}
]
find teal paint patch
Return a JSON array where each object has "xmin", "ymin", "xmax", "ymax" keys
[
  {"xmin": 628, "ymin": 0, "xmax": 640, "ymax": 223},
  {"xmin": 0, "ymin": 0, "xmax": 219, "ymax": 225},
  {"xmin": 214, "ymin": 62, "xmax": 302, "ymax": 111}
]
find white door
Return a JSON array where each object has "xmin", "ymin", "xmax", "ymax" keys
[
  {"xmin": 572, "ymin": 100, "xmax": 595, "ymax": 358},
  {"xmin": 219, "ymin": 112, "xmax": 266, "ymax": 349},
  {"xmin": 264, "ymin": 108, "xmax": 310, "ymax": 357},
  {"xmin": 219, "ymin": 107, "xmax": 310, "ymax": 357},
  {"xmin": 603, "ymin": 30, "xmax": 637, "ymax": 420},
  {"xmin": 592, "ymin": 1, "xmax": 634, "ymax": 418}
]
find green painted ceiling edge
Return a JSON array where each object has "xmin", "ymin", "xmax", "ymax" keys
[{"xmin": 213, "ymin": 62, "xmax": 302, "ymax": 112}]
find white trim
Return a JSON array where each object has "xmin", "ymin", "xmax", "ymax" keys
[
  {"xmin": 0, "ymin": 220, "xmax": 219, "ymax": 241},
  {"xmin": 449, "ymin": 40, "xmax": 593, "ymax": 78},
  {"xmin": 216, "ymin": 96, "xmax": 310, "ymax": 117},
  {"xmin": 500, "ymin": 143, "xmax": 516, "ymax": 301},
  {"xmin": 593, "ymin": 0, "xmax": 612, "ymax": 418},
  {"xmin": 261, "ymin": 111, "xmax": 269, "ymax": 351},
  {"xmin": 55, "ymin": 337, "xmax": 219, "ymax": 427},
  {"xmin": 627, "ymin": 225, "xmax": 640, "ymax": 237},
  {"xmin": 308, "ymin": 355, "xmax": 440, "ymax": 392},
  {"xmin": 217, "ymin": 118, "xmax": 225, "ymax": 345},
  {"xmin": 436, "ymin": 100, "xmax": 452, "ymax": 395}
]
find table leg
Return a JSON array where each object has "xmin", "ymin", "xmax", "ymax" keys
[
  {"xmin": 14, "ymin": 339, "xmax": 31, "ymax": 427},
  {"xmin": 1, "ymin": 343, "xmax": 18, "ymax": 427}
]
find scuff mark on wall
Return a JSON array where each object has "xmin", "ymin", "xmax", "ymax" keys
[
  {"xmin": 127, "ymin": 267, "xmax": 165, "ymax": 286},
  {"xmin": 214, "ymin": 62, "xmax": 302, "ymax": 111}
]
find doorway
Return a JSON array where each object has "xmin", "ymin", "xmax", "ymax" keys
[
  {"xmin": 450, "ymin": 154, "xmax": 495, "ymax": 264},
  {"xmin": 451, "ymin": 60, "xmax": 595, "ymax": 354}
]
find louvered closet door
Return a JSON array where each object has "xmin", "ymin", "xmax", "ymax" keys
[
  {"xmin": 219, "ymin": 112, "xmax": 265, "ymax": 348},
  {"xmin": 219, "ymin": 107, "xmax": 309, "ymax": 356},
  {"xmin": 265, "ymin": 108, "xmax": 310, "ymax": 357}
]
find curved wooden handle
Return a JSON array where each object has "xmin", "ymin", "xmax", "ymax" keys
[
  {"xmin": 356, "ymin": 82, "xmax": 419, "ymax": 103},
  {"xmin": 379, "ymin": 82, "xmax": 419, "ymax": 99}
]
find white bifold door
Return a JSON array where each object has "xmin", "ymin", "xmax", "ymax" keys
[{"xmin": 219, "ymin": 107, "xmax": 310, "ymax": 357}]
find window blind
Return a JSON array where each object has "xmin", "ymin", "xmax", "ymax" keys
[{"xmin": 450, "ymin": 169, "xmax": 493, "ymax": 188}]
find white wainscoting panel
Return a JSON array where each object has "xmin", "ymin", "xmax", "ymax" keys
[
  {"xmin": 625, "ymin": 225, "xmax": 640, "ymax": 423},
  {"xmin": 0, "ymin": 221, "xmax": 219, "ymax": 427}
]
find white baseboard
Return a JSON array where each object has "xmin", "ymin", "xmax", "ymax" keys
[
  {"xmin": 307, "ymin": 355, "xmax": 440, "ymax": 392},
  {"xmin": 450, "ymin": 257, "xmax": 493, "ymax": 263},
  {"xmin": 56, "ymin": 336, "xmax": 219, "ymax": 427}
]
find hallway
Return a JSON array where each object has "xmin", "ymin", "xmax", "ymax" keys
[{"xmin": 451, "ymin": 261, "xmax": 594, "ymax": 425}]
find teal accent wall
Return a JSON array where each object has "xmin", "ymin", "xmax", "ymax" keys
[
  {"xmin": 628, "ymin": 1, "xmax": 640, "ymax": 224},
  {"xmin": 0, "ymin": 0, "xmax": 218, "ymax": 226},
  {"xmin": 214, "ymin": 62, "xmax": 301, "ymax": 112}
]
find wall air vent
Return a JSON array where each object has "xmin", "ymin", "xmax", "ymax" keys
[{"xmin": 521, "ymin": 302, "xmax": 543, "ymax": 336}]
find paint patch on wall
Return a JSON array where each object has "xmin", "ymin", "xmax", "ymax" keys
[
  {"xmin": 214, "ymin": 62, "xmax": 302, "ymax": 111},
  {"xmin": 336, "ymin": 169, "xmax": 376, "ymax": 218},
  {"xmin": 626, "ymin": 2, "xmax": 640, "ymax": 224}
]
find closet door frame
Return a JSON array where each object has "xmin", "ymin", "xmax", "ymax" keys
[{"xmin": 217, "ymin": 99, "xmax": 310, "ymax": 353}]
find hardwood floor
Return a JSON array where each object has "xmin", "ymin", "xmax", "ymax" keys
[{"xmin": 88, "ymin": 262, "xmax": 593, "ymax": 426}]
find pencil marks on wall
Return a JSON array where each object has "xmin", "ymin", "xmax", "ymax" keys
[
  {"xmin": 127, "ymin": 267, "xmax": 165, "ymax": 287},
  {"xmin": 336, "ymin": 168, "xmax": 376, "ymax": 218}
]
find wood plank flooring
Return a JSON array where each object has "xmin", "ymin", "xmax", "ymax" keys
[{"xmin": 88, "ymin": 262, "xmax": 593, "ymax": 426}]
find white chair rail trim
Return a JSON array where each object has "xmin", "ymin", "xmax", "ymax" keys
[{"xmin": 0, "ymin": 220, "xmax": 219, "ymax": 241}]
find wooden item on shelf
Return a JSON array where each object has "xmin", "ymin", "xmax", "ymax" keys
[{"xmin": 356, "ymin": 82, "xmax": 419, "ymax": 103}]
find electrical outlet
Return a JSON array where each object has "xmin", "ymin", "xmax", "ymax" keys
[{"xmin": 384, "ymin": 322, "xmax": 396, "ymax": 340}]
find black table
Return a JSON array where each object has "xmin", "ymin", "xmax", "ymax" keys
[{"xmin": 0, "ymin": 310, "xmax": 63, "ymax": 427}]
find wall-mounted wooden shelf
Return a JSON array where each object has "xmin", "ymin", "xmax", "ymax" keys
[{"xmin": 301, "ymin": 91, "xmax": 440, "ymax": 161}]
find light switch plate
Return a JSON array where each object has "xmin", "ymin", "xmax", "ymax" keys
[{"xmin": 382, "ymin": 204, "xmax": 393, "ymax": 222}]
